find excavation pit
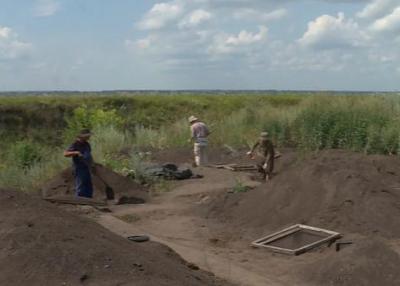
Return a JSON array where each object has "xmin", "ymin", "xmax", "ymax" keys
[{"xmin": 252, "ymin": 224, "xmax": 341, "ymax": 255}]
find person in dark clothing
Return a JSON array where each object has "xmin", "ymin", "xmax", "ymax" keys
[
  {"xmin": 64, "ymin": 129, "xmax": 94, "ymax": 198},
  {"xmin": 247, "ymin": 132, "xmax": 275, "ymax": 181}
]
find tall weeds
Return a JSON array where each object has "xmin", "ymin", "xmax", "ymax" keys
[
  {"xmin": 2, "ymin": 94, "xmax": 400, "ymax": 191},
  {"xmin": 129, "ymin": 95, "xmax": 400, "ymax": 154}
]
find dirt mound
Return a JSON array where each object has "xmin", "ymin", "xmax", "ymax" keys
[
  {"xmin": 0, "ymin": 188, "xmax": 231, "ymax": 286},
  {"xmin": 202, "ymin": 149, "xmax": 400, "ymax": 286},
  {"xmin": 299, "ymin": 238, "xmax": 400, "ymax": 286},
  {"xmin": 206, "ymin": 150, "xmax": 400, "ymax": 239},
  {"xmin": 42, "ymin": 164, "xmax": 148, "ymax": 203}
]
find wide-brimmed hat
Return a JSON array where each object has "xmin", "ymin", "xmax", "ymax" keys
[
  {"xmin": 260, "ymin": 132, "xmax": 269, "ymax": 138},
  {"xmin": 78, "ymin": 128, "xmax": 92, "ymax": 138},
  {"xmin": 188, "ymin": 115, "xmax": 199, "ymax": 123}
]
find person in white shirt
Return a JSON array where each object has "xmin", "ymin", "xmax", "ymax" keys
[{"xmin": 188, "ymin": 116, "xmax": 210, "ymax": 166}]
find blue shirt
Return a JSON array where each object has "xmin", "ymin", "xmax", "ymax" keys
[{"xmin": 67, "ymin": 140, "xmax": 93, "ymax": 169}]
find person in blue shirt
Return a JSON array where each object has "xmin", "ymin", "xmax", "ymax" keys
[{"xmin": 64, "ymin": 129, "xmax": 94, "ymax": 198}]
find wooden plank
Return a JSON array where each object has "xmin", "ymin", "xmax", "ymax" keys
[
  {"xmin": 44, "ymin": 196, "xmax": 107, "ymax": 206},
  {"xmin": 252, "ymin": 225, "xmax": 301, "ymax": 247},
  {"xmin": 210, "ymin": 164, "xmax": 236, "ymax": 170},
  {"xmin": 232, "ymin": 167, "xmax": 258, "ymax": 172},
  {"xmin": 297, "ymin": 224, "xmax": 340, "ymax": 236},
  {"xmin": 293, "ymin": 234, "xmax": 341, "ymax": 256},
  {"xmin": 256, "ymin": 229, "xmax": 302, "ymax": 245},
  {"xmin": 254, "ymin": 244, "xmax": 296, "ymax": 255}
]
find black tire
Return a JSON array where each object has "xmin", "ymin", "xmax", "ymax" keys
[{"xmin": 127, "ymin": 235, "xmax": 150, "ymax": 243}]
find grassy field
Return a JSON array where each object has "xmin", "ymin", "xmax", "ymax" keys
[{"xmin": 1, "ymin": 91, "xmax": 399, "ymax": 191}]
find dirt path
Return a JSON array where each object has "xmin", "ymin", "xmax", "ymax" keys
[{"xmin": 96, "ymin": 167, "xmax": 293, "ymax": 286}]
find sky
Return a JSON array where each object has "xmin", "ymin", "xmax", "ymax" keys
[{"xmin": 0, "ymin": 0, "xmax": 399, "ymax": 91}]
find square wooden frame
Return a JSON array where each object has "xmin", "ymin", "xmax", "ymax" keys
[{"xmin": 251, "ymin": 224, "xmax": 341, "ymax": 255}]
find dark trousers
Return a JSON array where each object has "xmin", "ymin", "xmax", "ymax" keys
[
  {"xmin": 74, "ymin": 167, "xmax": 93, "ymax": 198},
  {"xmin": 257, "ymin": 157, "xmax": 274, "ymax": 179}
]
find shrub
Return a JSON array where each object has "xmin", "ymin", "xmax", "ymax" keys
[
  {"xmin": 0, "ymin": 149, "xmax": 67, "ymax": 192},
  {"xmin": 8, "ymin": 141, "xmax": 44, "ymax": 169},
  {"xmin": 64, "ymin": 106, "xmax": 124, "ymax": 142}
]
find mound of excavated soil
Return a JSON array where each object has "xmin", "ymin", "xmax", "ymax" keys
[
  {"xmin": 206, "ymin": 150, "xmax": 400, "ymax": 239},
  {"xmin": 202, "ymin": 149, "xmax": 400, "ymax": 286},
  {"xmin": 42, "ymin": 164, "xmax": 148, "ymax": 203},
  {"xmin": 299, "ymin": 238, "xmax": 400, "ymax": 286},
  {"xmin": 0, "ymin": 188, "xmax": 231, "ymax": 286}
]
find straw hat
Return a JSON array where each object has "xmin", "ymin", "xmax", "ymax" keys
[
  {"xmin": 188, "ymin": 115, "xmax": 199, "ymax": 123},
  {"xmin": 78, "ymin": 128, "xmax": 92, "ymax": 138}
]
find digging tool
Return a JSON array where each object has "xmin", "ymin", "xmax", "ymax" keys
[
  {"xmin": 91, "ymin": 164, "xmax": 115, "ymax": 200},
  {"xmin": 79, "ymin": 156, "xmax": 115, "ymax": 200}
]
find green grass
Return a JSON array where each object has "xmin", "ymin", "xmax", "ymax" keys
[
  {"xmin": 0, "ymin": 92, "xmax": 305, "ymax": 144},
  {"xmin": 1, "ymin": 92, "xmax": 400, "ymax": 191},
  {"xmin": 232, "ymin": 179, "xmax": 251, "ymax": 193},
  {"xmin": 0, "ymin": 149, "xmax": 68, "ymax": 192}
]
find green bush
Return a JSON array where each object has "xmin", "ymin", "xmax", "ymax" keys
[
  {"xmin": 64, "ymin": 106, "xmax": 124, "ymax": 142},
  {"xmin": 8, "ymin": 141, "xmax": 44, "ymax": 169},
  {"xmin": 291, "ymin": 97, "xmax": 395, "ymax": 153},
  {"xmin": 232, "ymin": 179, "xmax": 251, "ymax": 193},
  {"xmin": 91, "ymin": 125, "xmax": 132, "ymax": 171},
  {"xmin": 0, "ymin": 149, "xmax": 67, "ymax": 191}
]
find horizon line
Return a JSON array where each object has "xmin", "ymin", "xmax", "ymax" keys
[{"xmin": 0, "ymin": 89, "xmax": 398, "ymax": 94}]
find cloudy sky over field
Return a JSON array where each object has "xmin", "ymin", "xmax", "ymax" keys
[{"xmin": 0, "ymin": 0, "xmax": 399, "ymax": 91}]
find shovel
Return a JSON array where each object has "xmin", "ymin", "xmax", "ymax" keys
[
  {"xmin": 80, "ymin": 157, "xmax": 114, "ymax": 200},
  {"xmin": 91, "ymin": 164, "xmax": 115, "ymax": 200}
]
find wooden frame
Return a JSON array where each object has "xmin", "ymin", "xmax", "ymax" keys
[
  {"xmin": 251, "ymin": 224, "xmax": 341, "ymax": 255},
  {"xmin": 212, "ymin": 164, "xmax": 259, "ymax": 172},
  {"xmin": 43, "ymin": 196, "xmax": 107, "ymax": 206}
]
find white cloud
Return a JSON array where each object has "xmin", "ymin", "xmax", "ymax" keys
[
  {"xmin": 357, "ymin": 0, "xmax": 398, "ymax": 19},
  {"xmin": 125, "ymin": 0, "xmax": 400, "ymax": 90},
  {"xmin": 299, "ymin": 13, "xmax": 369, "ymax": 49},
  {"xmin": 34, "ymin": 0, "xmax": 60, "ymax": 17},
  {"xmin": 136, "ymin": 38, "xmax": 152, "ymax": 49},
  {"xmin": 0, "ymin": 26, "xmax": 32, "ymax": 60},
  {"xmin": 138, "ymin": 2, "xmax": 184, "ymax": 30},
  {"xmin": 233, "ymin": 8, "xmax": 287, "ymax": 22},
  {"xmin": 226, "ymin": 26, "xmax": 268, "ymax": 45},
  {"xmin": 129, "ymin": 36, "xmax": 156, "ymax": 50},
  {"xmin": 0, "ymin": 27, "xmax": 11, "ymax": 38},
  {"xmin": 370, "ymin": 6, "xmax": 400, "ymax": 33},
  {"xmin": 178, "ymin": 9, "xmax": 212, "ymax": 28},
  {"xmin": 208, "ymin": 26, "xmax": 268, "ymax": 54}
]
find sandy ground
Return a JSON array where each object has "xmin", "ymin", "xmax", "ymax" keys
[
  {"xmin": 93, "ymin": 149, "xmax": 400, "ymax": 286},
  {"xmin": 96, "ymin": 167, "xmax": 309, "ymax": 286},
  {"xmin": 35, "ymin": 148, "xmax": 400, "ymax": 286}
]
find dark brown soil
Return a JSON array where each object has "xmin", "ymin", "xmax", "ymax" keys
[
  {"xmin": 205, "ymin": 149, "xmax": 400, "ymax": 239},
  {"xmin": 200, "ymin": 149, "xmax": 400, "ymax": 286},
  {"xmin": 300, "ymin": 238, "xmax": 400, "ymax": 286},
  {"xmin": 0, "ymin": 188, "xmax": 232, "ymax": 286},
  {"xmin": 41, "ymin": 164, "xmax": 148, "ymax": 203}
]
